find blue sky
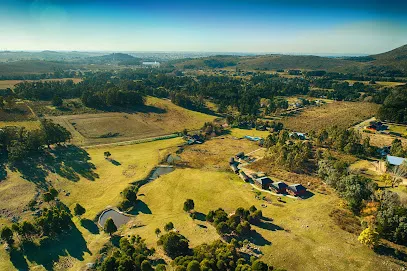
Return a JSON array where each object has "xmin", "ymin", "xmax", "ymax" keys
[{"xmin": 1, "ymin": 0, "xmax": 406, "ymax": 54}]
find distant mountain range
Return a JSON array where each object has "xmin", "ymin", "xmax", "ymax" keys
[{"xmin": 172, "ymin": 44, "xmax": 407, "ymax": 75}]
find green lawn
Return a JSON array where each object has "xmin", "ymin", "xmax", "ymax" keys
[{"xmin": 229, "ymin": 128, "xmax": 270, "ymax": 138}]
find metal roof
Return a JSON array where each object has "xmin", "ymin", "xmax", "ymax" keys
[{"xmin": 387, "ymin": 155, "xmax": 406, "ymax": 166}]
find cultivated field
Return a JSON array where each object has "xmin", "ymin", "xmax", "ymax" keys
[
  {"xmin": 280, "ymin": 101, "xmax": 380, "ymax": 132},
  {"xmin": 46, "ymin": 97, "xmax": 216, "ymax": 146}
]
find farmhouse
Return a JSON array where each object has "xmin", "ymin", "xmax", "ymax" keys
[
  {"xmin": 236, "ymin": 152, "xmax": 245, "ymax": 159},
  {"xmin": 270, "ymin": 182, "xmax": 288, "ymax": 194},
  {"xmin": 229, "ymin": 157, "xmax": 235, "ymax": 165},
  {"xmin": 239, "ymin": 171, "xmax": 251, "ymax": 182},
  {"xmin": 387, "ymin": 155, "xmax": 406, "ymax": 166},
  {"xmin": 255, "ymin": 177, "xmax": 272, "ymax": 189},
  {"xmin": 367, "ymin": 121, "xmax": 388, "ymax": 131},
  {"xmin": 287, "ymin": 184, "xmax": 307, "ymax": 196}
]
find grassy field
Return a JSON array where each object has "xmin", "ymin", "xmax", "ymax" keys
[
  {"xmin": 280, "ymin": 101, "xmax": 380, "ymax": 132},
  {"xmin": 0, "ymin": 120, "xmax": 41, "ymax": 130},
  {"xmin": 229, "ymin": 128, "xmax": 270, "ymax": 138},
  {"xmin": 0, "ymin": 78, "xmax": 82, "ymax": 90},
  {"xmin": 130, "ymin": 167, "xmax": 402, "ymax": 271},
  {"xmin": 344, "ymin": 80, "xmax": 406, "ymax": 87},
  {"xmin": 46, "ymin": 97, "xmax": 216, "ymax": 146},
  {"xmin": 177, "ymin": 136, "xmax": 261, "ymax": 171},
  {"xmin": 0, "ymin": 101, "xmax": 37, "ymax": 122},
  {"xmin": 0, "ymin": 138, "xmax": 183, "ymax": 271}
]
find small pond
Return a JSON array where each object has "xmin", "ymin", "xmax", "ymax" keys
[
  {"xmin": 98, "ymin": 208, "xmax": 131, "ymax": 228},
  {"xmin": 149, "ymin": 166, "xmax": 175, "ymax": 181}
]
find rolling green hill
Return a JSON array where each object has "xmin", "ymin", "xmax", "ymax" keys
[{"xmin": 370, "ymin": 44, "xmax": 407, "ymax": 71}]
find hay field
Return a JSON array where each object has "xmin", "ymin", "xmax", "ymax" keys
[
  {"xmin": 47, "ymin": 97, "xmax": 216, "ymax": 146},
  {"xmin": 280, "ymin": 101, "xmax": 379, "ymax": 132}
]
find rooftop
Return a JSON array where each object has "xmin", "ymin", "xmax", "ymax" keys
[{"xmin": 387, "ymin": 155, "xmax": 406, "ymax": 166}]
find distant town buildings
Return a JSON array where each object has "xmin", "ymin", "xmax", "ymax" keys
[{"xmin": 142, "ymin": 61, "xmax": 160, "ymax": 68}]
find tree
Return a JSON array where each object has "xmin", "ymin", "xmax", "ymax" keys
[
  {"xmin": 42, "ymin": 192, "xmax": 55, "ymax": 204},
  {"xmin": 187, "ymin": 260, "xmax": 200, "ymax": 271},
  {"xmin": 358, "ymin": 227, "xmax": 379, "ymax": 249},
  {"xmin": 141, "ymin": 260, "xmax": 154, "ymax": 271},
  {"xmin": 0, "ymin": 226, "xmax": 14, "ymax": 244},
  {"xmin": 52, "ymin": 95, "xmax": 63, "ymax": 107},
  {"xmin": 251, "ymin": 260, "xmax": 269, "ymax": 271},
  {"xmin": 104, "ymin": 218, "xmax": 117, "ymax": 236},
  {"xmin": 73, "ymin": 203, "xmax": 86, "ymax": 217},
  {"xmin": 155, "ymin": 228, "xmax": 161, "ymax": 237},
  {"xmin": 159, "ymin": 232, "xmax": 190, "ymax": 259},
  {"xmin": 104, "ymin": 151, "xmax": 111, "ymax": 159},
  {"xmin": 164, "ymin": 222, "xmax": 174, "ymax": 232},
  {"xmin": 380, "ymin": 174, "xmax": 393, "ymax": 187},
  {"xmin": 183, "ymin": 199, "xmax": 195, "ymax": 213}
]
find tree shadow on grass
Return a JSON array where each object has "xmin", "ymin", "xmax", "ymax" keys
[
  {"xmin": 129, "ymin": 200, "xmax": 152, "ymax": 215},
  {"xmin": 80, "ymin": 219, "xmax": 100, "ymax": 234},
  {"xmin": 0, "ymin": 154, "xmax": 7, "ymax": 181},
  {"xmin": 23, "ymin": 225, "xmax": 90, "ymax": 271},
  {"xmin": 193, "ymin": 211, "xmax": 207, "ymax": 222},
  {"xmin": 9, "ymin": 144, "xmax": 98, "ymax": 189},
  {"xmin": 9, "ymin": 248, "xmax": 29, "ymax": 271},
  {"xmin": 375, "ymin": 244, "xmax": 407, "ymax": 261},
  {"xmin": 109, "ymin": 159, "xmax": 121, "ymax": 166},
  {"xmin": 248, "ymin": 230, "xmax": 272, "ymax": 246},
  {"xmin": 255, "ymin": 220, "xmax": 284, "ymax": 231}
]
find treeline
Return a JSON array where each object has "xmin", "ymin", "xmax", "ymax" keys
[
  {"xmin": 377, "ymin": 86, "xmax": 407, "ymax": 123},
  {"xmin": 318, "ymin": 155, "xmax": 407, "ymax": 246},
  {"xmin": 0, "ymin": 120, "xmax": 71, "ymax": 163}
]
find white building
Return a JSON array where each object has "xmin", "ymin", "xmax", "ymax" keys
[{"xmin": 142, "ymin": 61, "xmax": 160, "ymax": 68}]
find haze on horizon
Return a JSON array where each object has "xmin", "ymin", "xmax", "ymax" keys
[{"xmin": 1, "ymin": 0, "xmax": 407, "ymax": 55}]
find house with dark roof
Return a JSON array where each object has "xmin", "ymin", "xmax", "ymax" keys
[
  {"xmin": 239, "ymin": 171, "xmax": 251, "ymax": 182},
  {"xmin": 235, "ymin": 152, "xmax": 245, "ymax": 159},
  {"xmin": 229, "ymin": 157, "xmax": 235, "ymax": 165},
  {"xmin": 254, "ymin": 177, "xmax": 272, "ymax": 189},
  {"xmin": 270, "ymin": 182, "xmax": 288, "ymax": 194},
  {"xmin": 287, "ymin": 184, "xmax": 307, "ymax": 196}
]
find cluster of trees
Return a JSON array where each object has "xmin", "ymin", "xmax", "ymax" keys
[
  {"xmin": 170, "ymin": 92, "xmax": 205, "ymax": 111},
  {"xmin": 263, "ymin": 131, "xmax": 312, "ymax": 172},
  {"xmin": 158, "ymin": 231, "xmax": 190, "ymax": 259},
  {"xmin": 118, "ymin": 185, "xmax": 139, "ymax": 211},
  {"xmin": 318, "ymin": 157, "xmax": 376, "ymax": 213},
  {"xmin": 173, "ymin": 240, "xmax": 276, "ymax": 271},
  {"xmin": 265, "ymin": 97, "xmax": 288, "ymax": 114},
  {"xmin": 100, "ymin": 235, "xmax": 157, "ymax": 271},
  {"xmin": 0, "ymin": 120, "xmax": 71, "ymax": 163},
  {"xmin": 378, "ymin": 86, "xmax": 407, "ymax": 123},
  {"xmin": 1, "ymin": 205, "xmax": 73, "ymax": 246},
  {"xmin": 201, "ymin": 122, "xmax": 224, "ymax": 137},
  {"xmin": 390, "ymin": 139, "xmax": 407, "ymax": 157},
  {"xmin": 81, "ymin": 88, "xmax": 145, "ymax": 109},
  {"xmin": 315, "ymin": 126, "xmax": 375, "ymax": 157},
  {"xmin": 206, "ymin": 206, "xmax": 262, "ymax": 237},
  {"xmin": 376, "ymin": 191, "xmax": 407, "ymax": 245}
]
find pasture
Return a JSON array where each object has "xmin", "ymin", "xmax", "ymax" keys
[
  {"xmin": 131, "ymin": 167, "xmax": 402, "ymax": 271},
  {"xmin": 280, "ymin": 101, "xmax": 379, "ymax": 132},
  {"xmin": 0, "ymin": 137, "xmax": 183, "ymax": 271},
  {"xmin": 46, "ymin": 97, "xmax": 216, "ymax": 146}
]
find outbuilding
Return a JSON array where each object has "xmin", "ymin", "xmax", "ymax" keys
[
  {"xmin": 236, "ymin": 152, "xmax": 245, "ymax": 159},
  {"xmin": 255, "ymin": 177, "xmax": 272, "ymax": 189},
  {"xmin": 287, "ymin": 184, "xmax": 307, "ymax": 196},
  {"xmin": 239, "ymin": 171, "xmax": 251, "ymax": 182},
  {"xmin": 387, "ymin": 155, "xmax": 406, "ymax": 166},
  {"xmin": 270, "ymin": 182, "xmax": 288, "ymax": 194}
]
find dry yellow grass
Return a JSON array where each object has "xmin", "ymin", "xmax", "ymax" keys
[
  {"xmin": 178, "ymin": 136, "xmax": 260, "ymax": 171},
  {"xmin": 47, "ymin": 97, "xmax": 216, "ymax": 146},
  {"xmin": 0, "ymin": 121, "xmax": 41, "ymax": 131},
  {"xmin": 280, "ymin": 101, "xmax": 379, "ymax": 132}
]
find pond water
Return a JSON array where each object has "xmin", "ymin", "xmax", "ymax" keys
[
  {"xmin": 98, "ymin": 208, "xmax": 131, "ymax": 228},
  {"xmin": 149, "ymin": 166, "xmax": 175, "ymax": 181}
]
